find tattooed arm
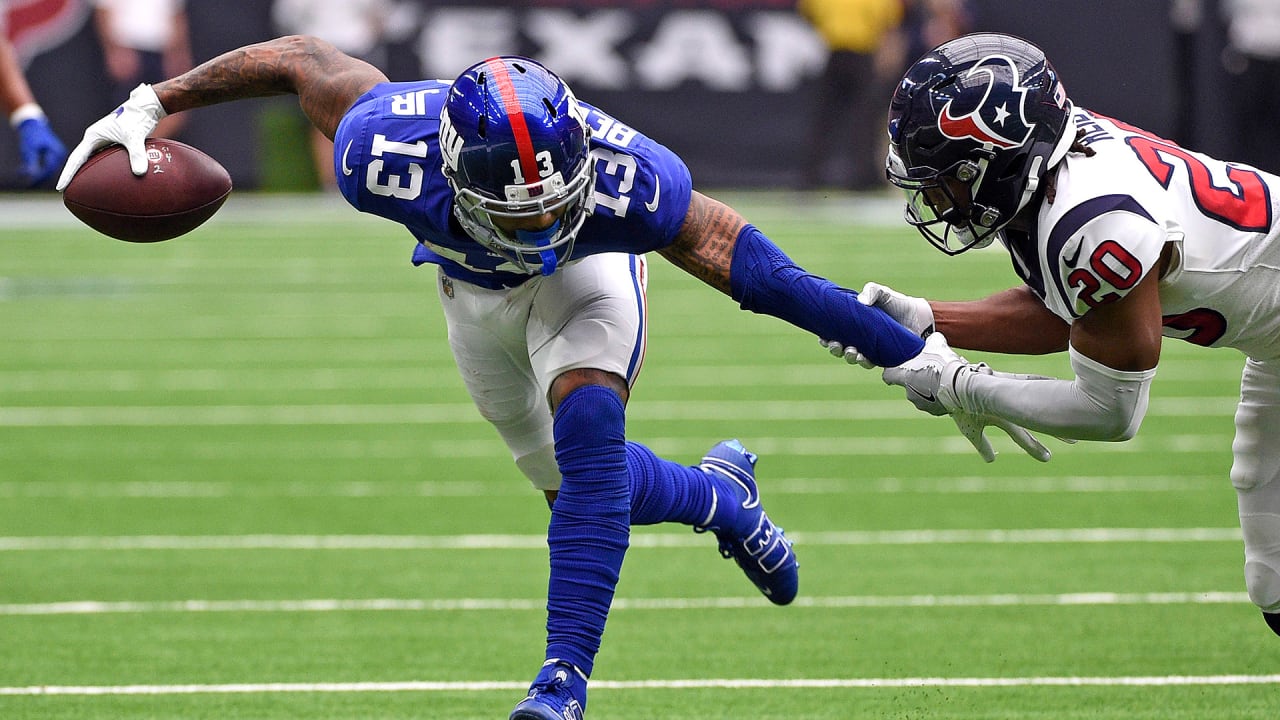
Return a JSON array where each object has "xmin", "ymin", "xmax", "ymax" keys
[
  {"xmin": 155, "ymin": 35, "xmax": 387, "ymax": 140},
  {"xmin": 662, "ymin": 190, "xmax": 925, "ymax": 366},
  {"xmin": 657, "ymin": 191, "xmax": 746, "ymax": 295},
  {"xmin": 58, "ymin": 35, "xmax": 387, "ymax": 188}
]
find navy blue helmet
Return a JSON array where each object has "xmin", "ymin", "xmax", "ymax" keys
[
  {"xmin": 886, "ymin": 33, "xmax": 1076, "ymax": 254},
  {"xmin": 440, "ymin": 56, "xmax": 595, "ymax": 275}
]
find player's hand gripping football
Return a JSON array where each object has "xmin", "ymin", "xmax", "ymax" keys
[
  {"xmin": 56, "ymin": 83, "xmax": 167, "ymax": 191},
  {"xmin": 882, "ymin": 332, "xmax": 1052, "ymax": 463},
  {"xmin": 820, "ymin": 282, "xmax": 935, "ymax": 368}
]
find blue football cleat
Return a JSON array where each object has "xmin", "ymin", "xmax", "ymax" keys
[
  {"xmin": 697, "ymin": 439, "xmax": 799, "ymax": 605},
  {"xmin": 510, "ymin": 660, "xmax": 586, "ymax": 720}
]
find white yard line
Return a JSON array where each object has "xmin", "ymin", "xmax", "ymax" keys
[
  {"xmin": 1, "ymin": 674, "xmax": 1276, "ymax": 696},
  {"xmin": 0, "ymin": 527, "xmax": 1243, "ymax": 552},
  {"xmin": 0, "ymin": 398, "xmax": 1239, "ymax": 426},
  {"xmin": 0, "ymin": 475, "xmax": 1222, "ymax": 498},
  {"xmin": 0, "ymin": 365, "xmax": 1236, "ymax": 391},
  {"xmin": 0, "ymin": 591, "xmax": 1251, "ymax": 617},
  {"xmin": 0, "ymin": 434, "xmax": 1230, "ymax": 463}
]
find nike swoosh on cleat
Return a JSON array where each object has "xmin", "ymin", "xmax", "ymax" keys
[
  {"xmin": 645, "ymin": 175, "xmax": 661, "ymax": 212},
  {"xmin": 341, "ymin": 139, "xmax": 355, "ymax": 177}
]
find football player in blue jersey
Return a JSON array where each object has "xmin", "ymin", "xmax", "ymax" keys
[
  {"xmin": 827, "ymin": 32, "xmax": 1280, "ymax": 642},
  {"xmin": 57, "ymin": 35, "xmax": 1041, "ymax": 719},
  {"xmin": 0, "ymin": 35, "xmax": 65, "ymax": 186}
]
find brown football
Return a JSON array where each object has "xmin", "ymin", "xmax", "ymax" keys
[{"xmin": 62, "ymin": 138, "xmax": 232, "ymax": 243}]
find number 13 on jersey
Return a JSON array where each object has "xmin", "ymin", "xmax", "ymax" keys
[{"xmin": 366, "ymin": 134, "xmax": 429, "ymax": 200}]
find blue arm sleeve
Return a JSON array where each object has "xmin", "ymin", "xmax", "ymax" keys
[{"xmin": 728, "ymin": 225, "xmax": 925, "ymax": 367}]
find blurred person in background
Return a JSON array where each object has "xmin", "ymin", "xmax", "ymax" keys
[
  {"xmin": 92, "ymin": 0, "xmax": 191, "ymax": 139},
  {"xmin": 796, "ymin": 0, "xmax": 904, "ymax": 191},
  {"xmin": 0, "ymin": 33, "xmax": 64, "ymax": 185},
  {"xmin": 1221, "ymin": 0, "xmax": 1280, "ymax": 174},
  {"xmin": 1169, "ymin": 0, "xmax": 1203, "ymax": 146},
  {"xmin": 900, "ymin": 0, "xmax": 971, "ymax": 65}
]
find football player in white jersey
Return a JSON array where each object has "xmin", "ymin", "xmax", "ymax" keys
[{"xmin": 825, "ymin": 32, "xmax": 1280, "ymax": 639}]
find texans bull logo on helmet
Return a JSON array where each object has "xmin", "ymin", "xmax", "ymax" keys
[{"xmin": 937, "ymin": 54, "xmax": 1035, "ymax": 150}]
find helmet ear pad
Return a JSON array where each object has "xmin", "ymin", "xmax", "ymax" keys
[
  {"xmin": 886, "ymin": 32, "xmax": 1073, "ymax": 252},
  {"xmin": 440, "ymin": 56, "xmax": 596, "ymax": 274}
]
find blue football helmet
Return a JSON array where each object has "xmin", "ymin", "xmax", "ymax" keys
[
  {"xmin": 440, "ymin": 56, "xmax": 595, "ymax": 275},
  {"xmin": 886, "ymin": 33, "xmax": 1076, "ymax": 254}
]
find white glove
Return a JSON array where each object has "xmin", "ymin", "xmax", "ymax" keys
[
  {"xmin": 951, "ymin": 410, "xmax": 1051, "ymax": 463},
  {"xmin": 881, "ymin": 332, "xmax": 965, "ymax": 415},
  {"xmin": 821, "ymin": 282, "xmax": 935, "ymax": 368},
  {"xmin": 56, "ymin": 84, "xmax": 167, "ymax": 191},
  {"xmin": 883, "ymin": 333, "xmax": 1054, "ymax": 462}
]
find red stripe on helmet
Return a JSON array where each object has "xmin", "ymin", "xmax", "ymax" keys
[{"xmin": 484, "ymin": 57, "xmax": 540, "ymax": 192}]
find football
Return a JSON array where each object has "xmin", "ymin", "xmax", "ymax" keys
[{"xmin": 62, "ymin": 138, "xmax": 232, "ymax": 243}]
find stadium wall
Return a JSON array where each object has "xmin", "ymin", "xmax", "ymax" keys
[{"xmin": 3, "ymin": 0, "xmax": 1227, "ymax": 191}]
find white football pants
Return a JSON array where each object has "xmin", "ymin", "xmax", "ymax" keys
[
  {"xmin": 434, "ymin": 253, "xmax": 648, "ymax": 491},
  {"xmin": 1232, "ymin": 356, "xmax": 1280, "ymax": 612}
]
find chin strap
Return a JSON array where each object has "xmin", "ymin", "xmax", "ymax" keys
[{"xmin": 517, "ymin": 219, "xmax": 563, "ymax": 276}]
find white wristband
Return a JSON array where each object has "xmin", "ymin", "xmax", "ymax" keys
[{"xmin": 9, "ymin": 102, "xmax": 45, "ymax": 128}]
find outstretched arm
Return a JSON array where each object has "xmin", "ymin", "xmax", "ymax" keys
[
  {"xmin": 657, "ymin": 190, "xmax": 742, "ymax": 294},
  {"xmin": 154, "ymin": 35, "xmax": 387, "ymax": 140},
  {"xmin": 58, "ymin": 35, "xmax": 387, "ymax": 189},
  {"xmin": 885, "ymin": 265, "xmax": 1165, "ymax": 443},
  {"xmin": 933, "ymin": 286, "xmax": 1071, "ymax": 355},
  {"xmin": 659, "ymin": 191, "xmax": 925, "ymax": 367}
]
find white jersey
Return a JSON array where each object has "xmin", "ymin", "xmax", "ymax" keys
[{"xmin": 1011, "ymin": 108, "xmax": 1280, "ymax": 361}]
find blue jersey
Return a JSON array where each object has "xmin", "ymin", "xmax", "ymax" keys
[{"xmin": 333, "ymin": 80, "xmax": 694, "ymax": 289}]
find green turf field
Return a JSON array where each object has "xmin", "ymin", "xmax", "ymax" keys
[{"xmin": 1, "ymin": 192, "xmax": 1275, "ymax": 719}]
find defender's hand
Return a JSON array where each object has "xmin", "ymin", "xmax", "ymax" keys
[
  {"xmin": 858, "ymin": 281, "xmax": 934, "ymax": 337},
  {"xmin": 951, "ymin": 410, "xmax": 1051, "ymax": 463},
  {"xmin": 14, "ymin": 114, "xmax": 66, "ymax": 186},
  {"xmin": 881, "ymin": 332, "xmax": 965, "ymax": 415},
  {"xmin": 56, "ymin": 84, "xmax": 167, "ymax": 191},
  {"xmin": 820, "ymin": 282, "xmax": 934, "ymax": 368},
  {"xmin": 885, "ymin": 338, "xmax": 1060, "ymax": 462}
]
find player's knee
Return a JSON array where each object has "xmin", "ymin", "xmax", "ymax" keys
[
  {"xmin": 1233, "ymin": 467, "xmax": 1267, "ymax": 492},
  {"xmin": 1231, "ymin": 450, "xmax": 1280, "ymax": 492},
  {"xmin": 548, "ymin": 369, "xmax": 627, "ymax": 412}
]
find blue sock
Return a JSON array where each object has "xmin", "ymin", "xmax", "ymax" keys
[
  {"xmin": 626, "ymin": 441, "xmax": 737, "ymax": 529},
  {"xmin": 544, "ymin": 385, "xmax": 630, "ymax": 677}
]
